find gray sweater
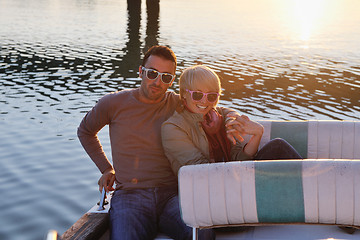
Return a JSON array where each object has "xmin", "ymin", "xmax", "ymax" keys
[{"xmin": 77, "ymin": 89, "xmax": 179, "ymax": 189}]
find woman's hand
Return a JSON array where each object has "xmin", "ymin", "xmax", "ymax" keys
[
  {"xmin": 225, "ymin": 112, "xmax": 264, "ymax": 156},
  {"xmin": 225, "ymin": 112, "xmax": 264, "ymax": 144}
]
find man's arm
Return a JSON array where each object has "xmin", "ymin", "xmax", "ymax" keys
[{"xmin": 77, "ymin": 94, "xmax": 115, "ymax": 192}]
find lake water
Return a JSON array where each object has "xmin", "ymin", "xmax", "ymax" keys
[{"xmin": 0, "ymin": 0, "xmax": 359, "ymax": 239}]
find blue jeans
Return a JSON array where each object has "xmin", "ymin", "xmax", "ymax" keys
[
  {"xmin": 109, "ymin": 186, "xmax": 215, "ymax": 240},
  {"xmin": 254, "ymin": 138, "xmax": 302, "ymax": 160}
]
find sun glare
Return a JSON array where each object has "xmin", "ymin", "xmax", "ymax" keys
[{"xmin": 293, "ymin": 0, "xmax": 326, "ymax": 41}]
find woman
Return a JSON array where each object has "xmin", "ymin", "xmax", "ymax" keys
[{"xmin": 161, "ymin": 65, "xmax": 301, "ymax": 175}]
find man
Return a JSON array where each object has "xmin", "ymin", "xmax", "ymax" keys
[{"xmin": 78, "ymin": 46, "xmax": 215, "ymax": 240}]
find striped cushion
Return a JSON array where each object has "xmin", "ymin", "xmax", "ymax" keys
[
  {"xmin": 257, "ymin": 120, "xmax": 360, "ymax": 159},
  {"xmin": 178, "ymin": 120, "xmax": 360, "ymax": 228},
  {"xmin": 178, "ymin": 160, "xmax": 360, "ymax": 228}
]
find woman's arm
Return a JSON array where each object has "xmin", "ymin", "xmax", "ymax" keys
[{"xmin": 161, "ymin": 122, "xmax": 210, "ymax": 175}]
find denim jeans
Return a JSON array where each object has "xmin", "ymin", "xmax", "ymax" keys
[
  {"xmin": 254, "ymin": 138, "xmax": 302, "ymax": 160},
  {"xmin": 109, "ymin": 185, "xmax": 215, "ymax": 240}
]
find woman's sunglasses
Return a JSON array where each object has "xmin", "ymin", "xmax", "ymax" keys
[
  {"xmin": 186, "ymin": 89, "xmax": 219, "ymax": 103},
  {"xmin": 141, "ymin": 67, "xmax": 175, "ymax": 84}
]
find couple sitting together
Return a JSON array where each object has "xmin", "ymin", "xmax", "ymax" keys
[
  {"xmin": 78, "ymin": 45, "xmax": 301, "ymax": 240},
  {"xmin": 162, "ymin": 64, "xmax": 301, "ymax": 175}
]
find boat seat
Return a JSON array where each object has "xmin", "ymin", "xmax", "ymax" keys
[
  {"xmin": 178, "ymin": 160, "xmax": 360, "ymax": 239},
  {"xmin": 178, "ymin": 120, "xmax": 360, "ymax": 239},
  {"xmin": 256, "ymin": 120, "xmax": 360, "ymax": 159}
]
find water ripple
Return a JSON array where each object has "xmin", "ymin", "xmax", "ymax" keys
[{"xmin": 1, "ymin": 0, "xmax": 360, "ymax": 239}]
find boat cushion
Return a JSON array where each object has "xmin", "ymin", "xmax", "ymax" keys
[
  {"xmin": 178, "ymin": 120, "xmax": 360, "ymax": 229},
  {"xmin": 257, "ymin": 120, "xmax": 360, "ymax": 159},
  {"xmin": 178, "ymin": 160, "xmax": 360, "ymax": 228}
]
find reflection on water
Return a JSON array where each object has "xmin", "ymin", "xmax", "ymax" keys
[
  {"xmin": 0, "ymin": 0, "xmax": 360, "ymax": 239},
  {"xmin": 213, "ymin": 55, "xmax": 360, "ymax": 120}
]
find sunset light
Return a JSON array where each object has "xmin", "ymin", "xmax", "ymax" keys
[
  {"xmin": 293, "ymin": 0, "xmax": 326, "ymax": 41},
  {"xmin": 1, "ymin": 0, "xmax": 360, "ymax": 239}
]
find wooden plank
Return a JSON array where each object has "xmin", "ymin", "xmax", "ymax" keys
[{"xmin": 61, "ymin": 212, "xmax": 109, "ymax": 240}]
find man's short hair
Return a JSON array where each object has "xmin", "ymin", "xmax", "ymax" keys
[{"xmin": 142, "ymin": 45, "xmax": 177, "ymax": 68}]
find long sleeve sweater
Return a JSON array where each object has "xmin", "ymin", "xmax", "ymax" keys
[{"xmin": 77, "ymin": 89, "xmax": 179, "ymax": 189}]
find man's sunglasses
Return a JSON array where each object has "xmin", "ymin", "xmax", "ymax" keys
[
  {"xmin": 186, "ymin": 89, "xmax": 220, "ymax": 103},
  {"xmin": 141, "ymin": 67, "xmax": 175, "ymax": 84}
]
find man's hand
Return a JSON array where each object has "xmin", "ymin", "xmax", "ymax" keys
[{"xmin": 98, "ymin": 168, "xmax": 115, "ymax": 193}]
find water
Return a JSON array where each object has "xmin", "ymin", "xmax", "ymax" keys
[{"xmin": 0, "ymin": 0, "xmax": 359, "ymax": 239}]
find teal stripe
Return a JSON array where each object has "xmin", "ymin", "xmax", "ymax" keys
[
  {"xmin": 255, "ymin": 161, "xmax": 305, "ymax": 223},
  {"xmin": 271, "ymin": 121, "xmax": 308, "ymax": 158}
]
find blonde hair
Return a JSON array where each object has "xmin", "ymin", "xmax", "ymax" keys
[{"xmin": 179, "ymin": 65, "xmax": 221, "ymax": 99}]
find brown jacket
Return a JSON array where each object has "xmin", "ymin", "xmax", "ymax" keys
[{"xmin": 161, "ymin": 107, "xmax": 252, "ymax": 175}]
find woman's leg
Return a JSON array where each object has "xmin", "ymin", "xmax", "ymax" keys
[{"xmin": 254, "ymin": 138, "xmax": 302, "ymax": 160}]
